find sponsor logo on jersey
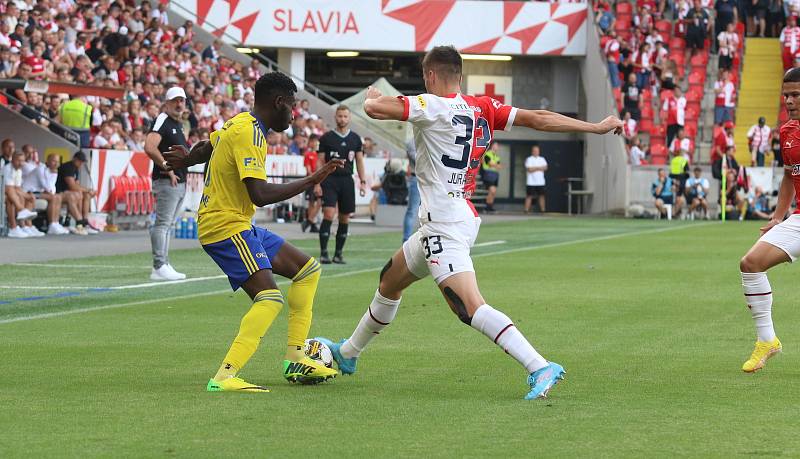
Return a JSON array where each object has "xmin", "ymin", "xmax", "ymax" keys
[
  {"xmin": 792, "ymin": 164, "xmax": 800, "ymax": 176},
  {"xmin": 255, "ymin": 252, "xmax": 268, "ymax": 258},
  {"xmin": 786, "ymin": 139, "xmax": 796, "ymax": 149},
  {"xmin": 244, "ymin": 157, "xmax": 256, "ymax": 166},
  {"xmin": 417, "ymin": 95, "xmax": 426, "ymax": 109}
]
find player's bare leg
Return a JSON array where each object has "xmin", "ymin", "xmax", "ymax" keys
[
  {"xmin": 318, "ymin": 248, "xmax": 420, "ymax": 374},
  {"xmin": 437, "ymin": 272, "xmax": 564, "ymax": 399},
  {"xmin": 739, "ymin": 241, "xmax": 789, "ymax": 372}
]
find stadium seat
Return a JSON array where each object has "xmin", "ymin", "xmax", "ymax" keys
[
  {"xmin": 616, "ymin": 2, "xmax": 633, "ymax": 14},
  {"xmin": 669, "ymin": 52, "xmax": 685, "ymax": 67},
  {"xmin": 650, "ymin": 124, "xmax": 666, "ymax": 139},
  {"xmin": 639, "ymin": 118, "xmax": 654, "ymax": 133},
  {"xmin": 689, "ymin": 53, "xmax": 708, "ymax": 67},
  {"xmin": 616, "ymin": 16, "xmax": 632, "ymax": 29},
  {"xmin": 688, "ymin": 70, "xmax": 705, "ymax": 85},
  {"xmin": 684, "ymin": 122, "xmax": 698, "ymax": 138},
  {"xmin": 641, "ymin": 104, "xmax": 654, "ymax": 120},
  {"xmin": 669, "ymin": 37, "xmax": 685, "ymax": 51},
  {"xmin": 685, "ymin": 87, "xmax": 702, "ymax": 104},
  {"xmin": 686, "ymin": 102, "xmax": 701, "ymax": 121},
  {"xmin": 655, "ymin": 20, "xmax": 672, "ymax": 35}
]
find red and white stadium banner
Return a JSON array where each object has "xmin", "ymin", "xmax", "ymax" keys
[
  {"xmin": 89, "ymin": 150, "xmax": 390, "ymax": 213},
  {"xmin": 88, "ymin": 149, "xmax": 153, "ymax": 213},
  {"xmin": 174, "ymin": 0, "xmax": 588, "ymax": 56}
]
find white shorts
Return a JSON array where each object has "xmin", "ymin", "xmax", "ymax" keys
[
  {"xmin": 402, "ymin": 217, "xmax": 481, "ymax": 284},
  {"xmin": 759, "ymin": 213, "xmax": 800, "ymax": 262}
]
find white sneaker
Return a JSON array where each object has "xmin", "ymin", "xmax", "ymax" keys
[
  {"xmin": 24, "ymin": 226, "xmax": 45, "ymax": 237},
  {"xmin": 165, "ymin": 264, "xmax": 187, "ymax": 280},
  {"xmin": 69, "ymin": 225, "xmax": 89, "ymax": 236},
  {"xmin": 7, "ymin": 226, "xmax": 30, "ymax": 238},
  {"xmin": 48, "ymin": 223, "xmax": 70, "ymax": 235},
  {"xmin": 150, "ymin": 265, "xmax": 184, "ymax": 281},
  {"xmin": 16, "ymin": 209, "xmax": 37, "ymax": 220}
]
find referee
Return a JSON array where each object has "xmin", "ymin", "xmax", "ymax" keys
[
  {"xmin": 144, "ymin": 86, "xmax": 189, "ymax": 281},
  {"xmin": 316, "ymin": 105, "xmax": 366, "ymax": 264}
]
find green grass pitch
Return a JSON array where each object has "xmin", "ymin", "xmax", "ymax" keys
[{"xmin": 1, "ymin": 218, "xmax": 799, "ymax": 457}]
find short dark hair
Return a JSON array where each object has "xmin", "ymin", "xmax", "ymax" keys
[
  {"xmin": 309, "ymin": 133, "xmax": 319, "ymax": 141},
  {"xmin": 785, "ymin": 67, "xmax": 800, "ymax": 83},
  {"xmin": 254, "ymin": 72, "xmax": 297, "ymax": 107},
  {"xmin": 73, "ymin": 151, "xmax": 87, "ymax": 162},
  {"xmin": 422, "ymin": 45, "xmax": 462, "ymax": 81},
  {"xmin": 694, "ymin": 167, "xmax": 702, "ymax": 172},
  {"xmin": 336, "ymin": 105, "xmax": 350, "ymax": 113}
]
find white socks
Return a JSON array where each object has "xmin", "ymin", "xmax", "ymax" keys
[
  {"xmin": 470, "ymin": 304, "xmax": 548, "ymax": 373},
  {"xmin": 340, "ymin": 290, "xmax": 400, "ymax": 359},
  {"xmin": 741, "ymin": 272, "xmax": 776, "ymax": 342}
]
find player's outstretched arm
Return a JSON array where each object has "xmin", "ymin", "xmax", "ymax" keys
[
  {"xmin": 514, "ymin": 109, "xmax": 623, "ymax": 135},
  {"xmin": 363, "ymin": 86, "xmax": 405, "ymax": 121},
  {"xmin": 164, "ymin": 141, "xmax": 213, "ymax": 170},
  {"xmin": 244, "ymin": 159, "xmax": 345, "ymax": 207}
]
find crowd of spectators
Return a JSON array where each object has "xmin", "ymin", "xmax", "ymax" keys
[{"xmin": 0, "ymin": 0, "xmax": 394, "ymax": 160}]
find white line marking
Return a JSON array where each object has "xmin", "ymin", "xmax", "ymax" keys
[
  {"xmin": 0, "ymin": 222, "xmax": 713, "ymax": 324},
  {"xmin": 473, "ymin": 240, "xmax": 507, "ymax": 247},
  {"xmin": 0, "ymin": 285, "xmax": 96, "ymax": 290},
  {"xmin": 11, "ymin": 262, "xmax": 153, "ymax": 269},
  {"xmin": 112, "ymin": 275, "xmax": 226, "ymax": 290}
]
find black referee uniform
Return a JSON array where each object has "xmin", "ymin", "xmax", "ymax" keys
[{"xmin": 318, "ymin": 129, "xmax": 363, "ymax": 263}]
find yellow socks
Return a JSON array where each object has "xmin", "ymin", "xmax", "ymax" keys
[
  {"xmin": 215, "ymin": 289, "xmax": 284, "ymax": 381},
  {"xmin": 285, "ymin": 258, "xmax": 321, "ymax": 360}
]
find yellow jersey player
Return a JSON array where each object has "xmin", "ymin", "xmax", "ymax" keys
[{"xmin": 165, "ymin": 72, "xmax": 344, "ymax": 392}]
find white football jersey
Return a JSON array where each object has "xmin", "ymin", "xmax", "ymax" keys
[{"xmin": 399, "ymin": 93, "xmax": 517, "ymax": 222}]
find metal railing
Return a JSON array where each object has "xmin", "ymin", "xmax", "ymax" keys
[
  {"xmin": 169, "ymin": 1, "xmax": 403, "ymax": 147},
  {"xmin": 2, "ymin": 89, "xmax": 80, "ymax": 146}
]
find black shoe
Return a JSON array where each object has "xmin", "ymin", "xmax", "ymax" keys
[
  {"xmin": 320, "ymin": 253, "xmax": 332, "ymax": 264},
  {"xmin": 301, "ymin": 220, "xmax": 310, "ymax": 232},
  {"xmin": 309, "ymin": 223, "xmax": 319, "ymax": 233},
  {"xmin": 332, "ymin": 254, "xmax": 346, "ymax": 264}
]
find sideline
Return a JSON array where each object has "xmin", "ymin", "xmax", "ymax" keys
[{"xmin": 0, "ymin": 222, "xmax": 713, "ymax": 324}]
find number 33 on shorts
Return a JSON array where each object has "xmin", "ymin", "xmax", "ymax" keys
[{"xmin": 422, "ymin": 236, "xmax": 443, "ymax": 259}]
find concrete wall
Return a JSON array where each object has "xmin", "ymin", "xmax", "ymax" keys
[
  {"xmin": 580, "ymin": 12, "xmax": 629, "ymax": 214},
  {"xmin": 0, "ymin": 105, "xmax": 80, "ymax": 160},
  {"xmin": 463, "ymin": 57, "xmax": 580, "ymax": 114}
]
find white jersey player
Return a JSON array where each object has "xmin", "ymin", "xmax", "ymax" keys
[{"xmin": 317, "ymin": 46, "xmax": 623, "ymax": 400}]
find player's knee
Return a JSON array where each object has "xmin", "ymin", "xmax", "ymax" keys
[
  {"xmin": 443, "ymin": 287, "xmax": 472, "ymax": 325},
  {"xmin": 740, "ymin": 254, "xmax": 761, "ymax": 273}
]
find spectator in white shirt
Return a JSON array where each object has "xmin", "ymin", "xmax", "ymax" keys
[
  {"xmin": 685, "ymin": 167, "xmax": 710, "ymax": 217},
  {"xmin": 524, "ymin": 144, "xmax": 548, "ymax": 213},
  {"xmin": 630, "ymin": 135, "xmax": 647, "ymax": 165},
  {"xmin": 747, "ymin": 116, "xmax": 771, "ymax": 167},
  {"xmin": 21, "ymin": 151, "xmax": 70, "ymax": 235},
  {"xmin": 717, "ymin": 22, "xmax": 739, "ymax": 71},
  {"xmin": 3, "ymin": 151, "xmax": 42, "ymax": 238}
]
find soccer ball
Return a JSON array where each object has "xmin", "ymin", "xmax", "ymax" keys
[{"xmin": 304, "ymin": 338, "xmax": 333, "ymax": 368}]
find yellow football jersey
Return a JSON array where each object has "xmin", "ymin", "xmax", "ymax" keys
[{"xmin": 198, "ymin": 112, "xmax": 267, "ymax": 245}]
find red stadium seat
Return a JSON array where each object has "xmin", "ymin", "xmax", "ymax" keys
[
  {"xmin": 650, "ymin": 124, "xmax": 666, "ymax": 138},
  {"xmin": 684, "ymin": 123, "xmax": 698, "ymax": 139},
  {"xmin": 616, "ymin": 15, "xmax": 632, "ymax": 29},
  {"xmin": 655, "ymin": 20, "xmax": 672, "ymax": 35},
  {"xmin": 641, "ymin": 89, "xmax": 652, "ymax": 103},
  {"xmin": 690, "ymin": 53, "xmax": 708, "ymax": 67},
  {"xmin": 650, "ymin": 155, "xmax": 667, "ymax": 165},
  {"xmin": 685, "ymin": 87, "xmax": 702, "ymax": 104},
  {"xmin": 686, "ymin": 104, "xmax": 700, "ymax": 121},
  {"xmin": 616, "ymin": 2, "xmax": 633, "ymax": 14},
  {"xmin": 736, "ymin": 22, "xmax": 745, "ymax": 34},
  {"xmin": 641, "ymin": 105, "xmax": 654, "ymax": 120},
  {"xmin": 688, "ymin": 70, "xmax": 705, "ymax": 85},
  {"xmin": 669, "ymin": 37, "xmax": 685, "ymax": 51},
  {"xmin": 650, "ymin": 136, "xmax": 666, "ymax": 149},
  {"xmin": 650, "ymin": 143, "xmax": 667, "ymax": 159},
  {"xmin": 669, "ymin": 52, "xmax": 685, "ymax": 67},
  {"xmin": 639, "ymin": 118, "xmax": 654, "ymax": 133}
]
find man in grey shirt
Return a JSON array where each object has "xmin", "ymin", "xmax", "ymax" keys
[{"xmin": 145, "ymin": 87, "xmax": 189, "ymax": 281}]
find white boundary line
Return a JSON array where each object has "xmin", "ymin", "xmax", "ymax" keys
[
  {"xmin": 0, "ymin": 222, "xmax": 713, "ymax": 325},
  {"xmin": 473, "ymin": 240, "xmax": 507, "ymax": 247},
  {"xmin": 11, "ymin": 262, "xmax": 153, "ymax": 269}
]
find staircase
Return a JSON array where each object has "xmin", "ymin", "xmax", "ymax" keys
[{"xmin": 734, "ymin": 38, "xmax": 783, "ymax": 165}]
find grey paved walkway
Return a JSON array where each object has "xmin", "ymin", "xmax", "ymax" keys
[{"xmin": 0, "ymin": 214, "xmax": 537, "ymax": 264}]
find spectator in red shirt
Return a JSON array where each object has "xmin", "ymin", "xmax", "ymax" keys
[
  {"xmin": 24, "ymin": 41, "xmax": 47, "ymax": 79},
  {"xmin": 302, "ymin": 134, "xmax": 321, "ymax": 233},
  {"xmin": 663, "ymin": 86, "xmax": 687, "ymax": 146},
  {"xmin": 712, "ymin": 120, "xmax": 735, "ymax": 163}
]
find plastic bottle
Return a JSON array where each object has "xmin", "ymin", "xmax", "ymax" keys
[
  {"xmin": 179, "ymin": 218, "xmax": 188, "ymax": 239},
  {"xmin": 187, "ymin": 217, "xmax": 196, "ymax": 239}
]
